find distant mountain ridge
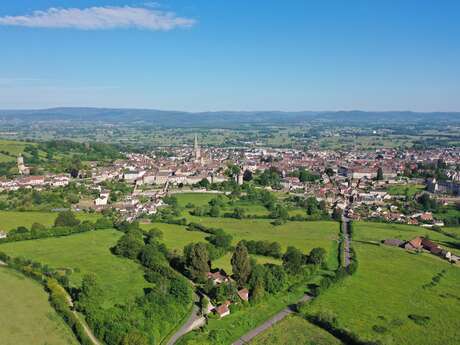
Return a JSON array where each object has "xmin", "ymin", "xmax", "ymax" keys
[{"xmin": 1, "ymin": 107, "xmax": 459, "ymax": 126}]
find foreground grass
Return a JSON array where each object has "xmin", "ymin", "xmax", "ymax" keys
[
  {"xmin": 0, "ymin": 211, "xmax": 101, "ymax": 232},
  {"xmin": 307, "ymin": 241, "xmax": 460, "ymax": 345},
  {"xmin": 0, "ymin": 267, "xmax": 78, "ymax": 345},
  {"xmin": 249, "ymin": 314, "xmax": 342, "ymax": 345},
  {"xmin": 0, "ymin": 229, "xmax": 149, "ymax": 307}
]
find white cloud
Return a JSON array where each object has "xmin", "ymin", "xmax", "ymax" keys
[{"xmin": 0, "ymin": 6, "xmax": 196, "ymax": 31}]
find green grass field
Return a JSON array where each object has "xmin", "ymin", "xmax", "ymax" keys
[
  {"xmin": 174, "ymin": 192, "xmax": 220, "ymax": 207},
  {"xmin": 307, "ymin": 240, "xmax": 460, "ymax": 345},
  {"xmin": 249, "ymin": 314, "xmax": 342, "ymax": 345},
  {"xmin": 0, "ymin": 139, "xmax": 31, "ymax": 162},
  {"xmin": 0, "ymin": 230, "xmax": 149, "ymax": 307},
  {"xmin": 386, "ymin": 184, "xmax": 425, "ymax": 196},
  {"xmin": 140, "ymin": 222, "xmax": 282, "ymax": 272},
  {"xmin": 184, "ymin": 216, "xmax": 340, "ymax": 269},
  {"xmin": 354, "ymin": 221, "xmax": 460, "ymax": 255},
  {"xmin": 0, "ymin": 211, "xmax": 101, "ymax": 232},
  {"xmin": 140, "ymin": 222, "xmax": 208, "ymax": 254},
  {"xmin": 212, "ymin": 252, "xmax": 281, "ymax": 273},
  {"xmin": 0, "ymin": 267, "xmax": 78, "ymax": 345}
]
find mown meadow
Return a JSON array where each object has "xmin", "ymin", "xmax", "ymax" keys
[
  {"xmin": 305, "ymin": 222, "xmax": 460, "ymax": 345},
  {"xmin": 0, "ymin": 229, "xmax": 149, "ymax": 307},
  {"xmin": 0, "ymin": 267, "xmax": 78, "ymax": 345},
  {"xmin": 249, "ymin": 314, "xmax": 342, "ymax": 345},
  {"xmin": 0, "ymin": 210, "xmax": 101, "ymax": 233}
]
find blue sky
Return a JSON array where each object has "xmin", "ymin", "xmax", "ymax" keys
[{"xmin": 0, "ymin": 0, "xmax": 459, "ymax": 111}]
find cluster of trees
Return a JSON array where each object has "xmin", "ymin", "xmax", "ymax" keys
[
  {"xmin": 253, "ymin": 167, "xmax": 282, "ymax": 189},
  {"xmin": 1, "ymin": 211, "xmax": 113, "ymax": 243},
  {"xmin": 289, "ymin": 196, "xmax": 328, "ymax": 216},
  {"xmin": 186, "ymin": 223, "xmax": 233, "ymax": 256},
  {"xmin": 0, "ymin": 183, "xmax": 100, "ymax": 211},
  {"xmin": 289, "ymin": 168, "xmax": 320, "ymax": 182},
  {"xmin": 403, "ymin": 160, "xmax": 449, "ymax": 180},
  {"xmin": 38, "ymin": 140, "xmax": 122, "ymax": 162},
  {"xmin": 181, "ymin": 239, "xmax": 328, "ymax": 308},
  {"xmin": 189, "ymin": 196, "xmax": 226, "ymax": 218},
  {"xmin": 416, "ymin": 193, "xmax": 439, "ymax": 212},
  {"xmin": 0, "ymin": 161, "xmax": 16, "ymax": 178},
  {"xmin": 239, "ymin": 240, "xmax": 282, "ymax": 258},
  {"xmin": 79, "ymin": 224, "xmax": 193, "ymax": 345}
]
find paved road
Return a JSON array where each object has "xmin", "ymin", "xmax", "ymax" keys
[
  {"xmin": 341, "ymin": 216, "xmax": 351, "ymax": 267},
  {"xmin": 165, "ymin": 294, "xmax": 202, "ymax": 345},
  {"xmin": 232, "ymin": 294, "xmax": 312, "ymax": 345}
]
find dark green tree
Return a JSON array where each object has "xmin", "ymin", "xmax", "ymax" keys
[
  {"xmin": 113, "ymin": 229, "xmax": 144, "ymax": 259},
  {"xmin": 282, "ymin": 246, "xmax": 304, "ymax": 275},
  {"xmin": 231, "ymin": 242, "xmax": 252, "ymax": 286},
  {"xmin": 184, "ymin": 243, "xmax": 210, "ymax": 282},
  {"xmin": 307, "ymin": 247, "xmax": 327, "ymax": 266},
  {"xmin": 54, "ymin": 211, "xmax": 80, "ymax": 227}
]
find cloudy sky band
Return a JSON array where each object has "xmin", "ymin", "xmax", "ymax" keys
[{"xmin": 0, "ymin": 5, "xmax": 196, "ymax": 31}]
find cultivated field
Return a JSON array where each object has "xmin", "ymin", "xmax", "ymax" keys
[
  {"xmin": 249, "ymin": 314, "xmax": 342, "ymax": 345},
  {"xmin": 0, "ymin": 267, "xmax": 78, "ymax": 345},
  {"xmin": 0, "ymin": 211, "xmax": 101, "ymax": 232},
  {"xmin": 0, "ymin": 229, "xmax": 149, "ymax": 307},
  {"xmin": 306, "ymin": 241, "xmax": 460, "ymax": 345}
]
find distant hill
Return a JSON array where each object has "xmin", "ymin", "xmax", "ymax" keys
[{"xmin": 1, "ymin": 107, "xmax": 459, "ymax": 127}]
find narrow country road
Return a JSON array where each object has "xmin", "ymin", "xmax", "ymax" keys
[
  {"xmin": 232, "ymin": 294, "xmax": 312, "ymax": 345},
  {"xmin": 165, "ymin": 293, "xmax": 204, "ymax": 345},
  {"xmin": 341, "ymin": 215, "xmax": 351, "ymax": 267}
]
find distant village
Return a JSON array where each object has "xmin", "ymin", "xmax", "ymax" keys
[{"xmin": 1, "ymin": 135, "xmax": 459, "ymax": 232}]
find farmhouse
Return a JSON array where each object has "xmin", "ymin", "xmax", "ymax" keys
[
  {"xmin": 207, "ymin": 270, "xmax": 229, "ymax": 285},
  {"xmin": 404, "ymin": 237, "xmax": 423, "ymax": 251},
  {"xmin": 215, "ymin": 300, "xmax": 231, "ymax": 318},
  {"xmin": 237, "ymin": 288, "xmax": 249, "ymax": 302},
  {"xmin": 0, "ymin": 231, "xmax": 7, "ymax": 239}
]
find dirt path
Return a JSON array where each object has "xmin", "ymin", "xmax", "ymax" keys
[
  {"xmin": 232, "ymin": 294, "xmax": 312, "ymax": 345},
  {"xmin": 73, "ymin": 311, "xmax": 102, "ymax": 345}
]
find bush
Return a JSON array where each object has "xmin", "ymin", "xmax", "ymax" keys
[{"xmin": 408, "ymin": 314, "xmax": 430, "ymax": 325}]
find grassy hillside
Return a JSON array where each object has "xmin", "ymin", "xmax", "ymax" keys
[
  {"xmin": 306, "ymin": 241, "xmax": 460, "ymax": 345},
  {"xmin": 0, "ymin": 267, "xmax": 78, "ymax": 345},
  {"xmin": 0, "ymin": 229, "xmax": 149, "ymax": 307},
  {"xmin": 0, "ymin": 139, "xmax": 31, "ymax": 162}
]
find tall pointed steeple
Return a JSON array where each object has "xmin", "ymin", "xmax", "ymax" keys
[{"xmin": 194, "ymin": 133, "xmax": 201, "ymax": 161}]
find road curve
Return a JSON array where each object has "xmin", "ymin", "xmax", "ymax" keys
[
  {"xmin": 232, "ymin": 294, "xmax": 312, "ymax": 345},
  {"xmin": 165, "ymin": 294, "xmax": 202, "ymax": 345}
]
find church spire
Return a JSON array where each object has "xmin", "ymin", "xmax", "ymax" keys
[{"xmin": 194, "ymin": 133, "xmax": 201, "ymax": 161}]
